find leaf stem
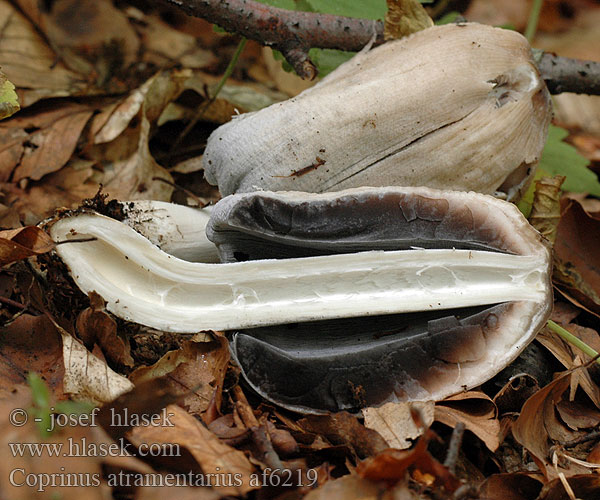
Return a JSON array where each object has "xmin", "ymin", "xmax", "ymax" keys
[
  {"xmin": 546, "ymin": 320, "xmax": 600, "ymax": 366},
  {"xmin": 171, "ymin": 37, "xmax": 247, "ymax": 153},
  {"xmin": 525, "ymin": 0, "xmax": 544, "ymax": 43}
]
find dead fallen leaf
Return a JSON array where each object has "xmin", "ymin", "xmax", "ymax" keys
[
  {"xmin": 362, "ymin": 401, "xmax": 434, "ymax": 450},
  {"xmin": 493, "ymin": 374, "xmax": 541, "ymax": 416},
  {"xmin": 0, "ymin": 0, "xmax": 87, "ymax": 107},
  {"xmin": 512, "ymin": 372, "xmax": 576, "ymax": 478},
  {"xmin": 0, "ymin": 314, "xmax": 64, "ymax": 400},
  {"xmin": 0, "ymin": 387, "xmax": 112, "ymax": 499},
  {"xmin": 303, "ymin": 473, "xmax": 417, "ymax": 500},
  {"xmin": 97, "ymin": 377, "xmax": 182, "ymax": 441},
  {"xmin": 357, "ymin": 428, "xmax": 460, "ymax": 492},
  {"xmin": 298, "ymin": 411, "xmax": 388, "ymax": 459},
  {"xmin": 479, "ymin": 472, "xmax": 543, "ymax": 500},
  {"xmin": 0, "ymin": 226, "xmax": 54, "ymax": 266},
  {"xmin": 60, "ymin": 329, "xmax": 134, "ymax": 404},
  {"xmin": 0, "ymin": 100, "xmax": 94, "ymax": 183},
  {"xmin": 129, "ymin": 336, "xmax": 229, "ymax": 417},
  {"xmin": 435, "ymin": 391, "xmax": 501, "ymax": 452},
  {"xmin": 529, "ymin": 176, "xmax": 565, "ymax": 245},
  {"xmin": 384, "ymin": 0, "xmax": 433, "ymax": 40},
  {"xmin": 538, "ymin": 474, "xmax": 600, "ymax": 500},
  {"xmin": 537, "ymin": 324, "xmax": 600, "ymax": 408},
  {"xmin": 136, "ymin": 12, "xmax": 216, "ymax": 70},
  {"xmin": 127, "ymin": 404, "xmax": 256, "ymax": 496},
  {"xmin": 87, "ymin": 70, "xmax": 187, "ymax": 201},
  {"xmin": 556, "ymin": 400, "xmax": 600, "ymax": 430},
  {"xmin": 553, "ymin": 198, "xmax": 600, "ymax": 315},
  {"xmin": 76, "ymin": 291, "xmax": 134, "ymax": 368}
]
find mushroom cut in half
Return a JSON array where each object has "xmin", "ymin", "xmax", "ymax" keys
[{"xmin": 207, "ymin": 187, "xmax": 553, "ymax": 413}]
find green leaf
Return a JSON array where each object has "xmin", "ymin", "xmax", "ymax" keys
[
  {"xmin": 305, "ymin": 0, "xmax": 387, "ymax": 19},
  {"xmin": 540, "ymin": 125, "xmax": 600, "ymax": 197},
  {"xmin": 27, "ymin": 372, "xmax": 50, "ymax": 409},
  {"xmin": 308, "ymin": 48, "xmax": 356, "ymax": 76},
  {"xmin": 0, "ymin": 69, "xmax": 19, "ymax": 120}
]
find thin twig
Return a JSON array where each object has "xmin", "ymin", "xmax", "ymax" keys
[
  {"xmin": 162, "ymin": 0, "xmax": 600, "ymax": 95},
  {"xmin": 0, "ymin": 295, "xmax": 27, "ymax": 310},
  {"xmin": 444, "ymin": 422, "xmax": 465, "ymax": 475}
]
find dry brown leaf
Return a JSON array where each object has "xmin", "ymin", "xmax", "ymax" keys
[
  {"xmin": 61, "ymin": 330, "xmax": 134, "ymax": 404},
  {"xmin": 479, "ymin": 473, "xmax": 543, "ymax": 500},
  {"xmin": 127, "ymin": 404, "xmax": 256, "ymax": 496},
  {"xmin": 0, "ymin": 314, "xmax": 64, "ymax": 399},
  {"xmin": 435, "ymin": 391, "xmax": 501, "ymax": 452},
  {"xmin": 0, "ymin": 101, "xmax": 94, "ymax": 182},
  {"xmin": 137, "ymin": 13, "xmax": 216, "ymax": 70},
  {"xmin": 356, "ymin": 429, "xmax": 460, "ymax": 492},
  {"xmin": 556, "ymin": 400, "xmax": 600, "ymax": 430},
  {"xmin": 76, "ymin": 291, "xmax": 134, "ymax": 368},
  {"xmin": 384, "ymin": 0, "xmax": 433, "ymax": 40},
  {"xmin": 493, "ymin": 374, "xmax": 541, "ymax": 415},
  {"xmin": 129, "ymin": 337, "xmax": 229, "ymax": 416},
  {"xmin": 512, "ymin": 372, "xmax": 574, "ymax": 478},
  {"xmin": 97, "ymin": 378, "xmax": 183, "ymax": 441},
  {"xmin": 538, "ymin": 474, "xmax": 600, "ymax": 500},
  {"xmin": 0, "ymin": 160, "xmax": 99, "ymax": 224},
  {"xmin": 0, "ymin": 226, "xmax": 54, "ymax": 266},
  {"xmin": 362, "ymin": 401, "xmax": 434, "ymax": 450},
  {"xmin": 298, "ymin": 411, "xmax": 388, "ymax": 459},
  {"xmin": 303, "ymin": 473, "xmax": 418, "ymax": 500},
  {"xmin": 553, "ymin": 198, "xmax": 600, "ymax": 315},
  {"xmin": 87, "ymin": 70, "xmax": 188, "ymax": 201},
  {"xmin": 529, "ymin": 176, "xmax": 565, "ymax": 245},
  {"xmin": 0, "ymin": 1, "xmax": 87, "ymax": 107},
  {"xmin": 537, "ymin": 324, "xmax": 600, "ymax": 408},
  {"xmin": 0, "ymin": 388, "xmax": 113, "ymax": 499}
]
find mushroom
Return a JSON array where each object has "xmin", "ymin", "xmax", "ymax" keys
[
  {"xmin": 203, "ymin": 23, "xmax": 551, "ymax": 201},
  {"xmin": 50, "ymin": 187, "xmax": 552, "ymax": 413}
]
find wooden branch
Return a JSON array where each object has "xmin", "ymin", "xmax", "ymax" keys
[{"xmin": 164, "ymin": 0, "xmax": 600, "ymax": 95}]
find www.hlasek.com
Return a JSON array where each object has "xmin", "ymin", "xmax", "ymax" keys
[{"xmin": 10, "ymin": 468, "xmax": 319, "ymax": 491}]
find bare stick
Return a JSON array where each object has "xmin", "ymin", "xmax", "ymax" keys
[{"xmin": 163, "ymin": 0, "xmax": 600, "ymax": 94}]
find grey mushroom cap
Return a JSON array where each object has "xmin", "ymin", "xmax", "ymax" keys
[{"xmin": 209, "ymin": 186, "xmax": 553, "ymax": 413}]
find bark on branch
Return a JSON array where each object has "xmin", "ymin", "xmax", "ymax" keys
[{"xmin": 164, "ymin": 0, "xmax": 600, "ymax": 95}]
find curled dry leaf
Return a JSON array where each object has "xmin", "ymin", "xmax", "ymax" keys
[
  {"xmin": 127, "ymin": 404, "xmax": 256, "ymax": 496},
  {"xmin": 512, "ymin": 372, "xmax": 576, "ymax": 478},
  {"xmin": 129, "ymin": 337, "xmax": 229, "ymax": 416},
  {"xmin": 0, "ymin": 226, "xmax": 54, "ymax": 266},
  {"xmin": 528, "ymin": 176, "xmax": 566, "ymax": 246},
  {"xmin": 556, "ymin": 400, "xmax": 600, "ymax": 430},
  {"xmin": 435, "ymin": 391, "xmax": 501, "ymax": 452},
  {"xmin": 479, "ymin": 472, "xmax": 543, "ymax": 500},
  {"xmin": 362, "ymin": 401, "xmax": 434, "ymax": 450},
  {"xmin": 356, "ymin": 428, "xmax": 460, "ymax": 492},
  {"xmin": 76, "ymin": 291, "xmax": 134, "ymax": 368},
  {"xmin": 536, "ymin": 324, "xmax": 600, "ymax": 408},
  {"xmin": 60, "ymin": 330, "xmax": 134, "ymax": 405},
  {"xmin": 297, "ymin": 411, "xmax": 388, "ymax": 459},
  {"xmin": 538, "ymin": 474, "xmax": 600, "ymax": 500},
  {"xmin": 384, "ymin": 0, "xmax": 433, "ymax": 40},
  {"xmin": 553, "ymin": 199, "xmax": 600, "ymax": 315}
]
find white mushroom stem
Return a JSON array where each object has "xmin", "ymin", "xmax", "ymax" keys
[{"xmin": 51, "ymin": 212, "xmax": 549, "ymax": 333}]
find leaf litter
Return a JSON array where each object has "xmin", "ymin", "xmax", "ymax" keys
[{"xmin": 1, "ymin": 0, "xmax": 600, "ymax": 498}]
